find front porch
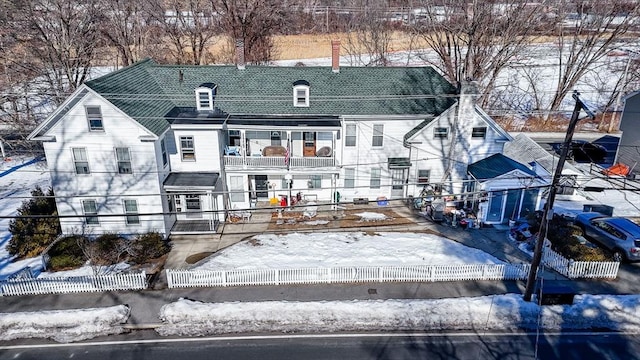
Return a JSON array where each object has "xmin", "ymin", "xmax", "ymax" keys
[{"xmin": 171, "ymin": 219, "xmax": 219, "ymax": 234}]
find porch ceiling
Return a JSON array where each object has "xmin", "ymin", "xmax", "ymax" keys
[{"xmin": 164, "ymin": 172, "xmax": 220, "ymax": 191}]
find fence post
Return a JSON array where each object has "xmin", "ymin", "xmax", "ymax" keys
[
  {"xmin": 275, "ymin": 269, "xmax": 279, "ymax": 285},
  {"xmin": 379, "ymin": 267, "xmax": 384, "ymax": 282}
]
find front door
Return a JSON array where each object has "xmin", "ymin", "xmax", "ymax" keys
[
  {"xmin": 486, "ymin": 191, "xmax": 504, "ymax": 223},
  {"xmin": 303, "ymin": 132, "xmax": 316, "ymax": 157},
  {"xmin": 390, "ymin": 168, "xmax": 406, "ymax": 198},
  {"xmin": 255, "ymin": 175, "xmax": 269, "ymax": 198}
]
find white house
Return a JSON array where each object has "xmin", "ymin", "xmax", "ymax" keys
[{"xmin": 28, "ymin": 40, "xmax": 512, "ymax": 237}]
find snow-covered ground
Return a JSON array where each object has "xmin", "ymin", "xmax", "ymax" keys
[
  {"xmin": 157, "ymin": 294, "xmax": 640, "ymax": 337},
  {"xmin": 0, "ymin": 157, "xmax": 50, "ymax": 280},
  {"xmin": 193, "ymin": 232, "xmax": 504, "ymax": 271}
]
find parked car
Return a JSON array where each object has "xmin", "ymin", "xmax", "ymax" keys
[{"xmin": 574, "ymin": 212, "xmax": 640, "ymax": 262}]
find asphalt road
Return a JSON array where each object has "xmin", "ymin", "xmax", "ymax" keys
[{"xmin": 1, "ymin": 331, "xmax": 639, "ymax": 360}]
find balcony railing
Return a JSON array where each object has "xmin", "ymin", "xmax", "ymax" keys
[{"xmin": 224, "ymin": 155, "xmax": 336, "ymax": 169}]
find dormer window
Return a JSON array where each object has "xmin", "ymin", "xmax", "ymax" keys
[
  {"xmin": 293, "ymin": 80, "xmax": 310, "ymax": 107},
  {"xmin": 195, "ymin": 83, "xmax": 216, "ymax": 111}
]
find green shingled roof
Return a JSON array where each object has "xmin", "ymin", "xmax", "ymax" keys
[
  {"xmin": 85, "ymin": 59, "xmax": 457, "ymax": 136},
  {"xmin": 468, "ymin": 153, "xmax": 537, "ymax": 180}
]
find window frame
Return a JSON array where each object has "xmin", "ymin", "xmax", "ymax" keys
[
  {"xmin": 160, "ymin": 138, "xmax": 168, "ymax": 167},
  {"xmin": 372, "ymin": 124, "xmax": 384, "ymax": 147},
  {"xmin": 85, "ymin": 106, "xmax": 104, "ymax": 132},
  {"xmin": 344, "ymin": 168, "xmax": 355, "ymax": 189},
  {"xmin": 72, "ymin": 147, "xmax": 90, "ymax": 175},
  {"xmin": 123, "ymin": 199, "xmax": 140, "ymax": 225},
  {"xmin": 433, "ymin": 127, "xmax": 449, "ymax": 139},
  {"xmin": 293, "ymin": 85, "xmax": 310, "ymax": 107},
  {"xmin": 115, "ymin": 147, "xmax": 132, "ymax": 174},
  {"xmin": 308, "ymin": 174, "xmax": 322, "ymax": 188},
  {"xmin": 345, "ymin": 124, "xmax": 356, "ymax": 147},
  {"xmin": 82, "ymin": 199, "xmax": 99, "ymax": 225},
  {"xmin": 370, "ymin": 167, "xmax": 381, "ymax": 189},
  {"xmin": 417, "ymin": 169, "xmax": 431, "ymax": 184},
  {"xmin": 195, "ymin": 88, "xmax": 213, "ymax": 111},
  {"xmin": 180, "ymin": 136, "xmax": 196, "ymax": 161},
  {"xmin": 471, "ymin": 127, "xmax": 487, "ymax": 139}
]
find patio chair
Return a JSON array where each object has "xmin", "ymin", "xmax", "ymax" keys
[{"xmin": 224, "ymin": 146, "xmax": 241, "ymax": 156}]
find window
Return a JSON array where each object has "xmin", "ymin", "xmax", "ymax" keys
[
  {"xmin": 82, "ymin": 199, "xmax": 99, "ymax": 225},
  {"xmin": 345, "ymin": 124, "xmax": 356, "ymax": 147},
  {"xmin": 472, "ymin": 127, "xmax": 487, "ymax": 138},
  {"xmin": 293, "ymin": 85, "xmax": 309, "ymax": 107},
  {"xmin": 372, "ymin": 124, "xmax": 384, "ymax": 147},
  {"xmin": 123, "ymin": 199, "xmax": 139, "ymax": 225},
  {"xmin": 229, "ymin": 176, "xmax": 244, "ymax": 202},
  {"xmin": 417, "ymin": 169, "xmax": 430, "ymax": 184},
  {"xmin": 180, "ymin": 136, "xmax": 195, "ymax": 161},
  {"xmin": 434, "ymin": 127, "xmax": 448, "ymax": 139},
  {"xmin": 195, "ymin": 88, "xmax": 213, "ymax": 111},
  {"xmin": 161, "ymin": 138, "xmax": 168, "ymax": 167},
  {"xmin": 344, "ymin": 168, "xmax": 355, "ymax": 189},
  {"xmin": 85, "ymin": 106, "xmax": 103, "ymax": 131},
  {"xmin": 115, "ymin": 147, "xmax": 132, "ymax": 174},
  {"xmin": 308, "ymin": 175, "xmax": 322, "ymax": 188},
  {"xmin": 370, "ymin": 168, "xmax": 381, "ymax": 189},
  {"xmin": 72, "ymin": 148, "xmax": 90, "ymax": 174}
]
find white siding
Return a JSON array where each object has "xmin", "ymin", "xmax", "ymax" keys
[
  {"xmin": 169, "ymin": 129, "xmax": 222, "ymax": 172},
  {"xmin": 43, "ymin": 92, "xmax": 167, "ymax": 236}
]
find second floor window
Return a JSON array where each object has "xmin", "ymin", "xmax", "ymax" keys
[
  {"xmin": 161, "ymin": 138, "xmax": 168, "ymax": 167},
  {"xmin": 472, "ymin": 127, "xmax": 487, "ymax": 138},
  {"xmin": 180, "ymin": 136, "xmax": 195, "ymax": 161},
  {"xmin": 85, "ymin": 106, "xmax": 103, "ymax": 131},
  {"xmin": 372, "ymin": 124, "xmax": 384, "ymax": 147},
  {"xmin": 434, "ymin": 127, "xmax": 448, "ymax": 139},
  {"xmin": 345, "ymin": 124, "xmax": 356, "ymax": 147},
  {"xmin": 72, "ymin": 148, "xmax": 90, "ymax": 174},
  {"xmin": 116, "ymin": 147, "xmax": 132, "ymax": 174}
]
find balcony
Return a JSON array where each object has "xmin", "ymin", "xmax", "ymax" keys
[{"xmin": 224, "ymin": 155, "xmax": 336, "ymax": 169}]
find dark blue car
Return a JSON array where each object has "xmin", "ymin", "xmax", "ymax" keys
[{"xmin": 574, "ymin": 212, "xmax": 640, "ymax": 262}]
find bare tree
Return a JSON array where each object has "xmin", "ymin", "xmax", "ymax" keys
[
  {"xmin": 411, "ymin": 0, "xmax": 547, "ymax": 106},
  {"xmin": 343, "ymin": 0, "xmax": 394, "ymax": 66},
  {"xmin": 211, "ymin": 0, "xmax": 286, "ymax": 64},
  {"xmin": 7, "ymin": 0, "xmax": 102, "ymax": 104},
  {"xmin": 148, "ymin": 0, "xmax": 220, "ymax": 65},
  {"xmin": 98, "ymin": 0, "xmax": 158, "ymax": 67},
  {"xmin": 546, "ymin": 0, "xmax": 640, "ymax": 121}
]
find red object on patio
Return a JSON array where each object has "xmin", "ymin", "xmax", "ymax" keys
[{"xmin": 602, "ymin": 163, "xmax": 630, "ymax": 177}]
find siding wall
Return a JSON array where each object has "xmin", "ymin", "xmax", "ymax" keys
[{"xmin": 44, "ymin": 92, "xmax": 167, "ymax": 236}]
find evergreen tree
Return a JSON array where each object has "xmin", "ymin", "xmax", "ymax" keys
[{"xmin": 8, "ymin": 186, "xmax": 61, "ymax": 258}]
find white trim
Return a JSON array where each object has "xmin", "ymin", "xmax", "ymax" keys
[
  {"xmin": 195, "ymin": 86, "xmax": 215, "ymax": 111},
  {"xmin": 293, "ymin": 85, "xmax": 310, "ymax": 107}
]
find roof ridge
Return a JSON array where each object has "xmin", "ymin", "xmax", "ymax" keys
[{"xmin": 86, "ymin": 58, "xmax": 155, "ymax": 86}]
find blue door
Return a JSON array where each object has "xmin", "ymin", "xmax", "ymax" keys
[{"xmin": 486, "ymin": 191, "xmax": 504, "ymax": 223}]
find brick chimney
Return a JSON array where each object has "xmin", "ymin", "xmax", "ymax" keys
[
  {"xmin": 331, "ymin": 39, "xmax": 340, "ymax": 73},
  {"xmin": 235, "ymin": 39, "xmax": 245, "ymax": 70}
]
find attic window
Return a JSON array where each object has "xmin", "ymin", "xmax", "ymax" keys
[
  {"xmin": 195, "ymin": 83, "xmax": 216, "ymax": 111},
  {"xmin": 293, "ymin": 80, "xmax": 310, "ymax": 107}
]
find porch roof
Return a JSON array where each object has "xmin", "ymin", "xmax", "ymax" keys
[
  {"xmin": 468, "ymin": 153, "xmax": 536, "ymax": 180},
  {"xmin": 163, "ymin": 172, "xmax": 220, "ymax": 191}
]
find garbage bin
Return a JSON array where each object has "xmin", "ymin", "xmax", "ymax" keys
[{"xmin": 280, "ymin": 196, "xmax": 288, "ymax": 207}]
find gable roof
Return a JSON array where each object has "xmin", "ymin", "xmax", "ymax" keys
[
  {"xmin": 468, "ymin": 153, "xmax": 537, "ymax": 180},
  {"xmin": 503, "ymin": 133, "xmax": 581, "ymax": 176},
  {"xmin": 84, "ymin": 59, "xmax": 458, "ymax": 136}
]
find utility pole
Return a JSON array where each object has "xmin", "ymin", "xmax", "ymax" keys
[{"xmin": 523, "ymin": 91, "xmax": 595, "ymax": 302}]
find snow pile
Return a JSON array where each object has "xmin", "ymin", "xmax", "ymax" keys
[
  {"xmin": 0, "ymin": 305, "xmax": 130, "ymax": 343},
  {"xmin": 304, "ymin": 220, "xmax": 330, "ymax": 226},
  {"xmin": 37, "ymin": 262, "xmax": 131, "ymax": 278},
  {"xmin": 157, "ymin": 294, "xmax": 640, "ymax": 336},
  {"xmin": 193, "ymin": 232, "xmax": 504, "ymax": 270},
  {"xmin": 355, "ymin": 212, "xmax": 388, "ymax": 221}
]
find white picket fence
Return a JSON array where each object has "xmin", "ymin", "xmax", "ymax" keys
[
  {"xmin": 166, "ymin": 264, "xmax": 531, "ymax": 288},
  {"xmin": 542, "ymin": 247, "xmax": 620, "ymax": 279},
  {"xmin": 0, "ymin": 272, "xmax": 148, "ymax": 296}
]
